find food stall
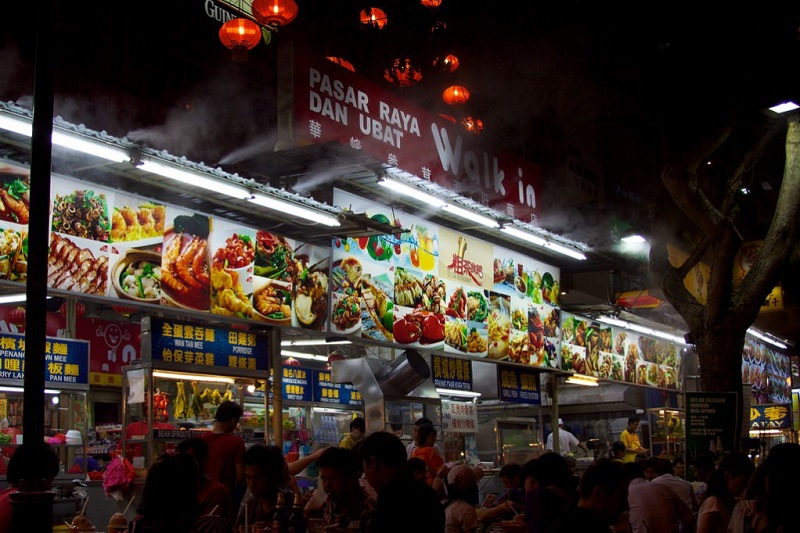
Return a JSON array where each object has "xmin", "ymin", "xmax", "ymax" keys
[{"xmin": 120, "ymin": 316, "xmax": 269, "ymax": 468}]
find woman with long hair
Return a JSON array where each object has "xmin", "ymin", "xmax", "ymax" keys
[{"xmin": 696, "ymin": 452, "xmax": 754, "ymax": 533}]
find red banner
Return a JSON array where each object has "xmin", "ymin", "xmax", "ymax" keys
[{"xmin": 292, "ymin": 50, "xmax": 543, "ymax": 223}]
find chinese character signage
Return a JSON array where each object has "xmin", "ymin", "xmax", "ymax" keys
[
  {"xmin": 441, "ymin": 400, "xmax": 478, "ymax": 433},
  {"xmin": 750, "ymin": 403, "xmax": 791, "ymax": 430},
  {"xmin": 313, "ymin": 369, "xmax": 362, "ymax": 406},
  {"xmin": 282, "ymin": 366, "xmax": 312, "ymax": 402},
  {"xmin": 0, "ymin": 332, "xmax": 89, "ymax": 385},
  {"xmin": 686, "ymin": 392, "xmax": 738, "ymax": 456},
  {"xmin": 431, "ymin": 355, "xmax": 473, "ymax": 391},
  {"xmin": 497, "ymin": 365, "xmax": 541, "ymax": 405},
  {"xmin": 150, "ymin": 318, "xmax": 267, "ymax": 371}
]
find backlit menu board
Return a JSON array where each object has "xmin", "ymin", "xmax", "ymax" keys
[
  {"xmin": 742, "ymin": 337, "xmax": 791, "ymax": 404},
  {"xmin": 0, "ymin": 331, "xmax": 89, "ymax": 386}
]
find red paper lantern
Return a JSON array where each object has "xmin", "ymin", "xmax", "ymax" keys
[
  {"xmin": 421, "ymin": 0, "xmax": 442, "ymax": 7},
  {"xmin": 433, "ymin": 54, "xmax": 459, "ymax": 73},
  {"xmin": 442, "ymin": 85, "xmax": 470, "ymax": 105},
  {"xmin": 326, "ymin": 57, "xmax": 356, "ymax": 72},
  {"xmin": 219, "ymin": 18, "xmax": 261, "ymax": 61},
  {"xmin": 461, "ymin": 116, "xmax": 484, "ymax": 134},
  {"xmin": 8, "ymin": 307, "xmax": 25, "ymax": 327},
  {"xmin": 328, "ymin": 353, "xmax": 345, "ymax": 364},
  {"xmin": 283, "ymin": 357, "xmax": 302, "ymax": 367},
  {"xmin": 360, "ymin": 7, "xmax": 388, "ymax": 30},
  {"xmin": 59, "ymin": 301, "xmax": 86, "ymax": 319},
  {"xmin": 384, "ymin": 58, "xmax": 423, "ymax": 87},
  {"xmin": 252, "ymin": 0, "xmax": 299, "ymax": 27}
]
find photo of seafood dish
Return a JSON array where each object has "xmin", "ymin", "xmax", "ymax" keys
[
  {"xmin": 254, "ymin": 231, "xmax": 295, "ymax": 283},
  {"xmin": 112, "ymin": 250, "xmax": 161, "ymax": 302},
  {"xmin": 160, "ymin": 215, "xmax": 210, "ymax": 310},
  {"xmin": 47, "ymin": 232, "xmax": 108, "ymax": 295},
  {"xmin": 333, "ymin": 256, "xmax": 363, "ymax": 290},
  {"xmin": 0, "ymin": 227, "xmax": 27, "ymax": 282},
  {"xmin": 52, "ymin": 189, "xmax": 111, "ymax": 242},
  {"xmin": 331, "ymin": 288, "xmax": 361, "ymax": 333},
  {"xmin": 467, "ymin": 291, "xmax": 489, "ymax": 322},
  {"xmin": 392, "ymin": 308, "xmax": 445, "ymax": 347},
  {"xmin": 0, "ymin": 170, "xmax": 30, "ymax": 224},
  {"xmin": 111, "ymin": 203, "xmax": 166, "ymax": 242},
  {"xmin": 252, "ymin": 280, "xmax": 291, "ymax": 323}
]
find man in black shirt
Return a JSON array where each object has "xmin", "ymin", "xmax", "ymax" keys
[{"xmin": 360, "ymin": 431, "xmax": 445, "ymax": 533}]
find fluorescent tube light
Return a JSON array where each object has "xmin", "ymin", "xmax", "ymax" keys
[
  {"xmin": 443, "ymin": 203, "xmax": 499, "ymax": 228},
  {"xmin": 747, "ymin": 328, "xmax": 788, "ymax": 350},
  {"xmin": 0, "ymin": 386, "xmax": 61, "ymax": 394},
  {"xmin": 379, "ymin": 178, "xmax": 447, "ymax": 208},
  {"xmin": 281, "ymin": 339, "xmax": 352, "ymax": 347},
  {"xmin": 140, "ymin": 160, "xmax": 251, "ymax": 200},
  {"xmin": 501, "ymin": 226, "xmax": 548, "ymax": 246},
  {"xmin": 52, "ymin": 132, "xmax": 130, "ymax": 163},
  {"xmin": 621, "ymin": 234, "xmax": 646, "ymax": 244},
  {"xmin": 436, "ymin": 388, "xmax": 481, "ymax": 398},
  {"xmin": 768, "ymin": 101, "xmax": 799, "ymax": 114},
  {"xmin": 0, "ymin": 114, "xmax": 32, "ymax": 136},
  {"xmin": 0, "ymin": 293, "xmax": 26, "ymax": 304},
  {"xmin": 152, "ymin": 371, "xmax": 235, "ymax": 383},
  {"xmin": 543, "ymin": 241, "xmax": 587, "ymax": 261},
  {"xmin": 595, "ymin": 316, "xmax": 627, "ymax": 328},
  {"xmin": 281, "ymin": 350, "xmax": 329, "ymax": 362},
  {"xmin": 565, "ymin": 375, "xmax": 599, "ymax": 387},
  {"xmin": 249, "ymin": 193, "xmax": 341, "ymax": 227}
]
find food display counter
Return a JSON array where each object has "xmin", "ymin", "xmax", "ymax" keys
[
  {"xmin": 647, "ymin": 407, "xmax": 684, "ymax": 459},
  {"xmin": 121, "ymin": 316, "xmax": 269, "ymax": 468}
]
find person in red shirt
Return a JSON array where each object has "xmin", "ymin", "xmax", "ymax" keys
[{"xmin": 201, "ymin": 401, "xmax": 246, "ymax": 508}]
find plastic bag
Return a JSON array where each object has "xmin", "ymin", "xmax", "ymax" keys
[{"xmin": 103, "ymin": 454, "xmax": 136, "ymax": 498}]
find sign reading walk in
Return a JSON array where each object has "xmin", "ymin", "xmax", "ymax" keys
[{"xmin": 686, "ymin": 392, "xmax": 738, "ymax": 456}]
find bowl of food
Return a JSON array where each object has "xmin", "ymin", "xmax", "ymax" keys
[
  {"xmin": 112, "ymin": 250, "xmax": 162, "ymax": 302},
  {"xmin": 107, "ymin": 512, "xmax": 128, "ymax": 533},
  {"xmin": 252, "ymin": 279, "xmax": 293, "ymax": 325}
]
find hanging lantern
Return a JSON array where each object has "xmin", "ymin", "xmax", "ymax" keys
[
  {"xmin": 59, "ymin": 301, "xmax": 86, "ymax": 319},
  {"xmin": 360, "ymin": 7, "xmax": 388, "ymax": 30},
  {"xmin": 283, "ymin": 357, "xmax": 302, "ymax": 367},
  {"xmin": 219, "ymin": 18, "xmax": 261, "ymax": 62},
  {"xmin": 8, "ymin": 307, "xmax": 25, "ymax": 328},
  {"xmin": 461, "ymin": 116, "xmax": 484, "ymax": 134},
  {"xmin": 384, "ymin": 58, "xmax": 423, "ymax": 87},
  {"xmin": 430, "ymin": 20, "xmax": 448, "ymax": 36},
  {"xmin": 421, "ymin": 0, "xmax": 442, "ymax": 7},
  {"xmin": 328, "ymin": 353, "xmax": 345, "ymax": 364},
  {"xmin": 326, "ymin": 57, "xmax": 356, "ymax": 72},
  {"xmin": 433, "ymin": 54, "xmax": 459, "ymax": 73},
  {"xmin": 252, "ymin": 0, "xmax": 299, "ymax": 27},
  {"xmin": 442, "ymin": 85, "xmax": 470, "ymax": 105}
]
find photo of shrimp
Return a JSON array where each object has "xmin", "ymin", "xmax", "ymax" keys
[
  {"xmin": 160, "ymin": 214, "xmax": 211, "ymax": 310},
  {"xmin": 0, "ymin": 170, "xmax": 30, "ymax": 224},
  {"xmin": 111, "ymin": 202, "xmax": 166, "ymax": 242}
]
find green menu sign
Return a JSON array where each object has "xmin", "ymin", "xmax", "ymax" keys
[{"xmin": 686, "ymin": 392, "xmax": 738, "ymax": 456}]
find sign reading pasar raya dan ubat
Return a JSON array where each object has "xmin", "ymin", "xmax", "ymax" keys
[{"xmin": 291, "ymin": 49, "xmax": 542, "ymax": 223}]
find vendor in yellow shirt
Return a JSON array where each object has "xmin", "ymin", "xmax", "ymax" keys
[
  {"xmin": 620, "ymin": 416, "xmax": 648, "ymax": 462},
  {"xmin": 339, "ymin": 416, "xmax": 366, "ymax": 449}
]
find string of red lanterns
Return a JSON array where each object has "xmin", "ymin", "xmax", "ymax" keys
[
  {"xmin": 442, "ymin": 85, "xmax": 470, "ymax": 105},
  {"xmin": 252, "ymin": 0, "xmax": 299, "ymax": 27},
  {"xmin": 360, "ymin": 7, "xmax": 389, "ymax": 30},
  {"xmin": 384, "ymin": 58, "xmax": 423, "ymax": 87},
  {"xmin": 218, "ymin": 18, "xmax": 262, "ymax": 61}
]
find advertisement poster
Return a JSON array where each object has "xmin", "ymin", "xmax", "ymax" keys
[
  {"xmin": 742, "ymin": 337, "xmax": 791, "ymax": 404},
  {"xmin": 561, "ymin": 312, "xmax": 682, "ymax": 390},
  {"xmin": 686, "ymin": 392, "xmax": 738, "ymax": 456}
]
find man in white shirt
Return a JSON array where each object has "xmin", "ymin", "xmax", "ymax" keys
[
  {"xmin": 649, "ymin": 457, "xmax": 698, "ymax": 526},
  {"xmin": 545, "ymin": 419, "xmax": 589, "ymax": 455},
  {"xmin": 626, "ymin": 462, "xmax": 695, "ymax": 533}
]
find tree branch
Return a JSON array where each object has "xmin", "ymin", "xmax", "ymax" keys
[{"xmin": 676, "ymin": 236, "xmax": 711, "ymax": 279}]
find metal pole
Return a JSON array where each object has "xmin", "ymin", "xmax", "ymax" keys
[
  {"xmin": 12, "ymin": 0, "xmax": 57, "ymax": 530},
  {"xmin": 549, "ymin": 375, "xmax": 560, "ymax": 454},
  {"xmin": 269, "ymin": 327, "xmax": 283, "ymax": 446}
]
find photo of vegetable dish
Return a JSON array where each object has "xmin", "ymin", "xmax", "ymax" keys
[
  {"xmin": 0, "ymin": 228, "xmax": 26, "ymax": 281},
  {"xmin": 467, "ymin": 291, "xmax": 488, "ymax": 322},
  {"xmin": 255, "ymin": 231, "xmax": 295, "ymax": 282},
  {"xmin": 52, "ymin": 189, "xmax": 111, "ymax": 241}
]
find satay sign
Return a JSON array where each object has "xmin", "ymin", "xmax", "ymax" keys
[{"xmin": 292, "ymin": 51, "xmax": 542, "ymax": 222}]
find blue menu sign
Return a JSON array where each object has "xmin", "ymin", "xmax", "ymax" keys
[
  {"xmin": 750, "ymin": 403, "xmax": 792, "ymax": 429},
  {"xmin": 281, "ymin": 366, "xmax": 313, "ymax": 402},
  {"xmin": 497, "ymin": 366, "xmax": 541, "ymax": 404},
  {"xmin": 0, "ymin": 332, "xmax": 89, "ymax": 385},
  {"xmin": 150, "ymin": 319, "xmax": 267, "ymax": 371},
  {"xmin": 431, "ymin": 354, "xmax": 473, "ymax": 391},
  {"xmin": 314, "ymin": 369, "xmax": 363, "ymax": 406}
]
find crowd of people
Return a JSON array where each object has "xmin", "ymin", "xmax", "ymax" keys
[{"xmin": 5, "ymin": 404, "xmax": 799, "ymax": 533}]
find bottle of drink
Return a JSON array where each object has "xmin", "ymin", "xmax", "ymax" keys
[
  {"xmin": 288, "ymin": 491, "xmax": 306, "ymax": 533},
  {"xmin": 272, "ymin": 491, "xmax": 288, "ymax": 533}
]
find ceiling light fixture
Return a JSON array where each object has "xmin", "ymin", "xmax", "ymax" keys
[
  {"xmin": 281, "ymin": 350, "xmax": 329, "ymax": 362},
  {"xmin": 595, "ymin": 315, "xmax": 687, "ymax": 345},
  {"xmin": 747, "ymin": 328, "xmax": 788, "ymax": 350},
  {"xmin": 249, "ymin": 193, "xmax": 341, "ymax": 227},
  {"xmin": 565, "ymin": 375, "xmax": 599, "ymax": 387},
  {"xmin": 281, "ymin": 339, "xmax": 352, "ymax": 347},
  {"xmin": 139, "ymin": 160, "xmax": 251, "ymax": 200},
  {"xmin": 152, "ymin": 371, "xmax": 235, "ymax": 383},
  {"xmin": 379, "ymin": 178, "xmax": 446, "ymax": 207},
  {"xmin": 621, "ymin": 234, "xmax": 646, "ymax": 244},
  {"xmin": 0, "ymin": 114, "xmax": 32, "ymax": 136},
  {"xmin": 0, "ymin": 293, "xmax": 27, "ymax": 304},
  {"xmin": 768, "ymin": 101, "xmax": 799, "ymax": 114},
  {"xmin": 436, "ymin": 388, "xmax": 481, "ymax": 398},
  {"xmin": 442, "ymin": 203, "xmax": 499, "ymax": 228}
]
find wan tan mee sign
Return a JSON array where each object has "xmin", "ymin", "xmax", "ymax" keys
[{"xmin": 291, "ymin": 50, "xmax": 543, "ymax": 223}]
